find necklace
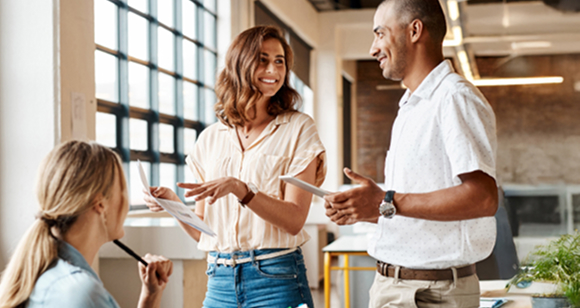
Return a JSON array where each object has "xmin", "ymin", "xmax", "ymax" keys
[
  {"xmin": 239, "ymin": 115, "xmax": 273, "ymax": 140},
  {"xmin": 239, "ymin": 127, "xmax": 252, "ymax": 139}
]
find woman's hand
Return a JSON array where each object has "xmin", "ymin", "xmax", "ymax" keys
[
  {"xmin": 142, "ymin": 187, "xmax": 181, "ymax": 212},
  {"xmin": 177, "ymin": 177, "xmax": 247, "ymax": 205},
  {"xmin": 137, "ymin": 254, "xmax": 173, "ymax": 308}
]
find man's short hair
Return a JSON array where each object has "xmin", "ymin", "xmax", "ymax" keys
[{"xmin": 380, "ymin": 0, "xmax": 447, "ymax": 44}]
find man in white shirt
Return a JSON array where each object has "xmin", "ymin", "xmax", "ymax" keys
[{"xmin": 324, "ymin": 0, "xmax": 498, "ymax": 307}]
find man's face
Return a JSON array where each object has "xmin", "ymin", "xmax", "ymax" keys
[{"xmin": 369, "ymin": 3, "xmax": 408, "ymax": 81}]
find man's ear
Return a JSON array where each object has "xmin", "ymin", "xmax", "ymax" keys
[{"xmin": 409, "ymin": 19, "xmax": 424, "ymax": 43}]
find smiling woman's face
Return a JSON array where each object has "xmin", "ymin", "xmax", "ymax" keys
[{"xmin": 253, "ymin": 38, "xmax": 286, "ymax": 97}]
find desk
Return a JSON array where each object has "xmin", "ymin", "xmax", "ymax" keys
[
  {"xmin": 480, "ymin": 280, "xmax": 559, "ymax": 308},
  {"xmin": 323, "ymin": 235, "xmax": 375, "ymax": 308}
]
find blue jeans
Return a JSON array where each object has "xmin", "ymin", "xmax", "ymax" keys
[{"xmin": 202, "ymin": 248, "xmax": 314, "ymax": 308}]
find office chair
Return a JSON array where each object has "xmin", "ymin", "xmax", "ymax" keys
[{"xmin": 476, "ymin": 187, "xmax": 520, "ymax": 280}]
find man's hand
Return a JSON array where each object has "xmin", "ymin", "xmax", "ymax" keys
[{"xmin": 324, "ymin": 168, "xmax": 385, "ymax": 225}]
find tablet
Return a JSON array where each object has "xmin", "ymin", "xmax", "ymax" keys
[{"xmin": 279, "ymin": 175, "xmax": 331, "ymax": 198}]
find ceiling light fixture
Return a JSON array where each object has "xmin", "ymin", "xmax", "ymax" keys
[
  {"xmin": 376, "ymin": 82, "xmax": 407, "ymax": 91},
  {"xmin": 443, "ymin": 26, "xmax": 463, "ymax": 47},
  {"xmin": 447, "ymin": 0, "xmax": 460, "ymax": 21},
  {"xmin": 511, "ymin": 41, "xmax": 552, "ymax": 50},
  {"xmin": 502, "ymin": 0, "xmax": 510, "ymax": 28},
  {"xmin": 472, "ymin": 77, "xmax": 564, "ymax": 87},
  {"xmin": 457, "ymin": 50, "xmax": 474, "ymax": 81}
]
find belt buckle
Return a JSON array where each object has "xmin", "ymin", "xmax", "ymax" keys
[{"xmin": 230, "ymin": 254, "xmax": 237, "ymax": 267}]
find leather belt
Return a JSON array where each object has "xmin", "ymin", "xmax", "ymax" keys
[
  {"xmin": 207, "ymin": 248, "xmax": 297, "ymax": 267},
  {"xmin": 376, "ymin": 261, "xmax": 476, "ymax": 281}
]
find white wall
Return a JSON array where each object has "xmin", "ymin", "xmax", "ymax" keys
[
  {"xmin": 316, "ymin": 9, "xmax": 374, "ymax": 190},
  {"xmin": 0, "ymin": 0, "xmax": 58, "ymax": 268},
  {"xmin": 0, "ymin": 0, "xmax": 96, "ymax": 269}
]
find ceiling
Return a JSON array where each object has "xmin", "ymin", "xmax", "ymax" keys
[{"xmin": 307, "ymin": 0, "xmax": 580, "ymax": 58}]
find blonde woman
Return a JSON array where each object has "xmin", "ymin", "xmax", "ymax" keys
[
  {"xmin": 0, "ymin": 141, "xmax": 173, "ymax": 308},
  {"xmin": 144, "ymin": 26, "xmax": 326, "ymax": 308}
]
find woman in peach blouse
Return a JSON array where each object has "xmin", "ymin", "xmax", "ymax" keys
[{"xmin": 144, "ymin": 26, "xmax": 326, "ymax": 308}]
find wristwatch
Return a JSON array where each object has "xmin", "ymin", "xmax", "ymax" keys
[
  {"xmin": 379, "ymin": 190, "xmax": 396, "ymax": 219},
  {"xmin": 239, "ymin": 182, "xmax": 258, "ymax": 207}
]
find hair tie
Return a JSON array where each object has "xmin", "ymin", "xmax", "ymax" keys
[{"xmin": 35, "ymin": 212, "xmax": 57, "ymax": 227}]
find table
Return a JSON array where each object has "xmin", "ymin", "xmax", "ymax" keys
[{"xmin": 323, "ymin": 235, "xmax": 374, "ymax": 308}]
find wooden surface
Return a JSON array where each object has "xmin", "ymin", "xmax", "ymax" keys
[{"xmin": 183, "ymin": 259, "xmax": 208, "ymax": 308}]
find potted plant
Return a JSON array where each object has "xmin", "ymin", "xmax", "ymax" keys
[{"xmin": 508, "ymin": 232, "xmax": 580, "ymax": 308}]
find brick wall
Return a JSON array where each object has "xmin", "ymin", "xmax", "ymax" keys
[
  {"xmin": 355, "ymin": 54, "xmax": 580, "ymax": 184},
  {"xmin": 356, "ymin": 61, "xmax": 404, "ymax": 183}
]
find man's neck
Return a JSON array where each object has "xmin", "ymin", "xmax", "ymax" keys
[{"xmin": 403, "ymin": 45, "xmax": 444, "ymax": 93}]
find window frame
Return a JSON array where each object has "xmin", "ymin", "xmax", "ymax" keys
[{"xmin": 95, "ymin": 0, "xmax": 216, "ymax": 210}]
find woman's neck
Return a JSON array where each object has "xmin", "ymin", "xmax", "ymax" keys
[
  {"xmin": 235, "ymin": 97, "xmax": 275, "ymax": 147},
  {"xmin": 239, "ymin": 97, "xmax": 274, "ymax": 133},
  {"xmin": 63, "ymin": 211, "xmax": 107, "ymax": 266}
]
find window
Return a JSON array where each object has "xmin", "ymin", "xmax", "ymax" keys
[{"xmin": 94, "ymin": 0, "xmax": 217, "ymax": 210}]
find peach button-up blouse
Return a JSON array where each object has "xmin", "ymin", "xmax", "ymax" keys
[{"xmin": 186, "ymin": 111, "xmax": 326, "ymax": 252}]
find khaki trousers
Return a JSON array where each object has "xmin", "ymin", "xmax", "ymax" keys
[{"xmin": 368, "ymin": 270, "xmax": 480, "ymax": 308}]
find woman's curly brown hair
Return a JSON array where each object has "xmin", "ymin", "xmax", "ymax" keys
[{"xmin": 214, "ymin": 25, "xmax": 301, "ymax": 127}]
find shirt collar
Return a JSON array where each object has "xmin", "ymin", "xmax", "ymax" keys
[
  {"xmin": 58, "ymin": 241, "xmax": 100, "ymax": 281},
  {"xmin": 398, "ymin": 60, "xmax": 454, "ymax": 107}
]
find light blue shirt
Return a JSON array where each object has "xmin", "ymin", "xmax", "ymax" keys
[{"xmin": 27, "ymin": 241, "xmax": 120, "ymax": 308}]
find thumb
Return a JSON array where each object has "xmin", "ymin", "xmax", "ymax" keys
[
  {"xmin": 343, "ymin": 168, "xmax": 367, "ymax": 184},
  {"xmin": 147, "ymin": 262, "xmax": 158, "ymax": 283}
]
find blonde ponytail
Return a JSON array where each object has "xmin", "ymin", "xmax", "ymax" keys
[
  {"xmin": 0, "ymin": 220, "xmax": 58, "ymax": 307},
  {"xmin": 0, "ymin": 141, "xmax": 124, "ymax": 307}
]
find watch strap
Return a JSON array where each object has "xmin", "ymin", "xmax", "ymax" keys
[
  {"xmin": 384, "ymin": 190, "xmax": 395, "ymax": 203},
  {"xmin": 239, "ymin": 183, "xmax": 256, "ymax": 207}
]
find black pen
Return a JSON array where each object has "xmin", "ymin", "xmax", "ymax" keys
[{"xmin": 113, "ymin": 239, "xmax": 148, "ymax": 266}]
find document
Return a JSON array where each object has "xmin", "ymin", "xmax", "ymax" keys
[
  {"xmin": 480, "ymin": 298, "xmax": 508, "ymax": 308},
  {"xmin": 138, "ymin": 160, "xmax": 216, "ymax": 237},
  {"xmin": 279, "ymin": 175, "xmax": 331, "ymax": 198}
]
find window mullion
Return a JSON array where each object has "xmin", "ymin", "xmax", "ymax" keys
[
  {"xmin": 196, "ymin": 4, "xmax": 205, "ymax": 124},
  {"xmin": 118, "ymin": 0, "xmax": 131, "ymax": 166},
  {"xmin": 175, "ymin": 0, "xmax": 186, "ymax": 199},
  {"xmin": 149, "ymin": 0, "xmax": 160, "ymax": 187}
]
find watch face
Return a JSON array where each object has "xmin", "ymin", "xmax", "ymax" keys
[
  {"xmin": 379, "ymin": 201, "xmax": 396, "ymax": 218},
  {"xmin": 248, "ymin": 183, "xmax": 259, "ymax": 193}
]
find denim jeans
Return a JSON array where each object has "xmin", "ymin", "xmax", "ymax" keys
[{"xmin": 202, "ymin": 248, "xmax": 314, "ymax": 308}]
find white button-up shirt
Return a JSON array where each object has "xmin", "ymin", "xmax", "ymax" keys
[{"xmin": 368, "ymin": 60, "xmax": 497, "ymax": 269}]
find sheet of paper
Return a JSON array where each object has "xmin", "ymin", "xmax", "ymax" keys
[
  {"xmin": 279, "ymin": 175, "xmax": 331, "ymax": 198},
  {"xmin": 138, "ymin": 160, "xmax": 216, "ymax": 237},
  {"xmin": 71, "ymin": 92, "xmax": 87, "ymax": 140},
  {"xmin": 480, "ymin": 298, "xmax": 508, "ymax": 308}
]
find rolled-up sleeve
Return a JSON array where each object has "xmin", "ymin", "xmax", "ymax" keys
[{"xmin": 286, "ymin": 115, "xmax": 327, "ymax": 187}]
